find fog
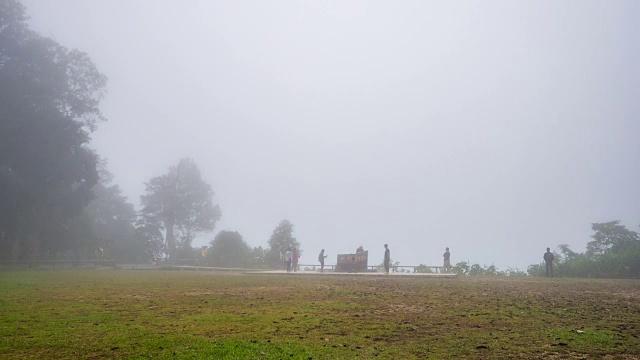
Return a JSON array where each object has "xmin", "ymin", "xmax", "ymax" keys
[{"xmin": 23, "ymin": 0, "xmax": 640, "ymax": 270}]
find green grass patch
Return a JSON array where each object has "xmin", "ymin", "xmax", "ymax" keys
[{"xmin": 1, "ymin": 271, "xmax": 639, "ymax": 359}]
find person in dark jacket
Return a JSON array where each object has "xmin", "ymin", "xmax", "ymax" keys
[
  {"xmin": 443, "ymin": 247, "xmax": 451, "ymax": 273},
  {"xmin": 318, "ymin": 249, "xmax": 328, "ymax": 272},
  {"xmin": 384, "ymin": 244, "xmax": 390, "ymax": 274},
  {"xmin": 543, "ymin": 247, "xmax": 554, "ymax": 277}
]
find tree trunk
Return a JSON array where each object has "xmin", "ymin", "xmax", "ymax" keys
[{"xmin": 165, "ymin": 221, "xmax": 176, "ymax": 261}]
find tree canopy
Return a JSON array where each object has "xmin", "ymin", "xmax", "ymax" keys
[
  {"xmin": 0, "ymin": 0, "xmax": 107, "ymax": 260},
  {"xmin": 526, "ymin": 221, "xmax": 640, "ymax": 278},
  {"xmin": 140, "ymin": 158, "xmax": 221, "ymax": 260},
  {"xmin": 208, "ymin": 230, "xmax": 251, "ymax": 268},
  {"xmin": 84, "ymin": 162, "xmax": 156, "ymax": 262},
  {"xmin": 587, "ymin": 221, "xmax": 639, "ymax": 256},
  {"xmin": 266, "ymin": 219, "xmax": 300, "ymax": 268}
]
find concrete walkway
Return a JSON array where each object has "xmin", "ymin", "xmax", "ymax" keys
[
  {"xmin": 245, "ymin": 270, "xmax": 458, "ymax": 278},
  {"xmin": 141, "ymin": 265, "xmax": 458, "ymax": 278}
]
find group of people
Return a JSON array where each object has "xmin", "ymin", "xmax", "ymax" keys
[
  {"xmin": 308, "ymin": 245, "xmax": 556, "ymax": 277},
  {"xmin": 386, "ymin": 245, "xmax": 454, "ymax": 274},
  {"xmin": 441, "ymin": 246, "xmax": 556, "ymax": 277},
  {"xmin": 284, "ymin": 248, "xmax": 299, "ymax": 272},
  {"xmin": 382, "ymin": 244, "xmax": 454, "ymax": 274},
  {"xmin": 314, "ymin": 244, "xmax": 453, "ymax": 274}
]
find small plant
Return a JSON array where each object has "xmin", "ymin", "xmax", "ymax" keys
[{"xmin": 413, "ymin": 264, "xmax": 433, "ymax": 273}]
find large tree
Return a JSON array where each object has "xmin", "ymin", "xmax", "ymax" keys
[
  {"xmin": 139, "ymin": 158, "xmax": 221, "ymax": 259},
  {"xmin": 266, "ymin": 219, "xmax": 300, "ymax": 268},
  {"xmin": 0, "ymin": 0, "xmax": 107, "ymax": 260}
]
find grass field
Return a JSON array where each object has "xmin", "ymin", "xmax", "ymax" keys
[{"xmin": 1, "ymin": 270, "xmax": 639, "ymax": 359}]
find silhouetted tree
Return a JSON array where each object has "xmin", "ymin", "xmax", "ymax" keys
[
  {"xmin": 139, "ymin": 158, "xmax": 221, "ymax": 260},
  {"xmin": 587, "ymin": 221, "xmax": 639, "ymax": 256},
  {"xmin": 557, "ymin": 244, "xmax": 578, "ymax": 259},
  {"xmin": 85, "ymin": 162, "xmax": 151, "ymax": 262},
  {"xmin": 266, "ymin": 219, "xmax": 300, "ymax": 268},
  {"xmin": 454, "ymin": 261, "xmax": 505, "ymax": 276},
  {"xmin": 528, "ymin": 222, "xmax": 640, "ymax": 278},
  {"xmin": 249, "ymin": 246, "xmax": 268, "ymax": 268},
  {"xmin": 0, "ymin": 0, "xmax": 106, "ymax": 260},
  {"xmin": 135, "ymin": 224, "xmax": 165, "ymax": 261},
  {"xmin": 208, "ymin": 230, "xmax": 251, "ymax": 267}
]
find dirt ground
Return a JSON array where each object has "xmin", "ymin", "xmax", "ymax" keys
[{"xmin": 236, "ymin": 274, "xmax": 640, "ymax": 358}]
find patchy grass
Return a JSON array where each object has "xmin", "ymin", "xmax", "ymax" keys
[{"xmin": 0, "ymin": 271, "xmax": 639, "ymax": 359}]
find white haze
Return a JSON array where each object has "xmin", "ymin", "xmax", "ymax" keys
[{"xmin": 24, "ymin": 1, "xmax": 640, "ymax": 270}]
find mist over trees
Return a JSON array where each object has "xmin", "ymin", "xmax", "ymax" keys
[
  {"xmin": 207, "ymin": 230, "xmax": 250, "ymax": 268},
  {"xmin": 266, "ymin": 219, "xmax": 300, "ymax": 268},
  {"xmin": 451, "ymin": 221, "xmax": 640, "ymax": 278},
  {"xmin": 139, "ymin": 158, "xmax": 221, "ymax": 261},
  {"xmin": 1, "ymin": 1, "xmax": 222, "ymax": 264},
  {"xmin": 203, "ymin": 220, "xmax": 302, "ymax": 270},
  {"xmin": 1, "ymin": 0, "xmax": 637, "ymax": 278},
  {"xmin": 0, "ymin": 0, "xmax": 288, "ymax": 265},
  {"xmin": 527, "ymin": 221, "xmax": 640, "ymax": 278},
  {"xmin": 0, "ymin": 0, "xmax": 105, "ymax": 260},
  {"xmin": 86, "ymin": 162, "xmax": 151, "ymax": 262}
]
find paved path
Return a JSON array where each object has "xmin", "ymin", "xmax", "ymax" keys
[
  {"xmin": 245, "ymin": 270, "xmax": 458, "ymax": 278},
  {"xmin": 149, "ymin": 265, "xmax": 458, "ymax": 278}
]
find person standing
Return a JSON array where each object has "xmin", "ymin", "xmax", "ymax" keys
[
  {"xmin": 443, "ymin": 247, "xmax": 451, "ymax": 273},
  {"xmin": 318, "ymin": 249, "xmax": 328, "ymax": 272},
  {"xmin": 384, "ymin": 244, "xmax": 390, "ymax": 274},
  {"xmin": 285, "ymin": 249, "xmax": 293, "ymax": 272},
  {"xmin": 292, "ymin": 248, "xmax": 299, "ymax": 272},
  {"xmin": 543, "ymin": 247, "xmax": 554, "ymax": 277}
]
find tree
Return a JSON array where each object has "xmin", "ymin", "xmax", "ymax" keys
[
  {"xmin": 208, "ymin": 231, "xmax": 251, "ymax": 268},
  {"xmin": 587, "ymin": 221, "xmax": 639, "ymax": 256},
  {"xmin": 468, "ymin": 263, "xmax": 485, "ymax": 276},
  {"xmin": 557, "ymin": 244, "xmax": 577, "ymax": 259},
  {"xmin": 414, "ymin": 264, "xmax": 434, "ymax": 273},
  {"xmin": 85, "ymin": 162, "xmax": 154, "ymax": 262},
  {"xmin": 527, "ymin": 222, "xmax": 640, "ymax": 278},
  {"xmin": 139, "ymin": 158, "xmax": 221, "ymax": 260},
  {"xmin": 249, "ymin": 246, "xmax": 268, "ymax": 268},
  {"xmin": 135, "ymin": 224, "xmax": 165, "ymax": 261},
  {"xmin": 527, "ymin": 263, "xmax": 544, "ymax": 277},
  {"xmin": 0, "ymin": 0, "xmax": 106, "ymax": 260},
  {"xmin": 498, "ymin": 267, "xmax": 527, "ymax": 277},
  {"xmin": 454, "ymin": 261, "xmax": 502, "ymax": 276},
  {"xmin": 266, "ymin": 219, "xmax": 300, "ymax": 268},
  {"xmin": 455, "ymin": 261, "xmax": 470, "ymax": 275}
]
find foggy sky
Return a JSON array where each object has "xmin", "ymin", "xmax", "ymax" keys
[{"xmin": 23, "ymin": 1, "xmax": 640, "ymax": 270}]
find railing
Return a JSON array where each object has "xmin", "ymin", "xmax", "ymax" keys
[
  {"xmin": 390, "ymin": 265, "xmax": 457, "ymax": 274},
  {"xmin": 0, "ymin": 260, "xmax": 455, "ymax": 273},
  {"xmin": 299, "ymin": 264, "xmax": 336, "ymax": 271},
  {"xmin": 155, "ymin": 258, "xmax": 203, "ymax": 266},
  {"xmin": 298, "ymin": 264, "xmax": 456, "ymax": 274},
  {"xmin": 0, "ymin": 260, "xmax": 117, "ymax": 269}
]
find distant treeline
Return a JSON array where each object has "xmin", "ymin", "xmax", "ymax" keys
[
  {"xmin": 1, "ymin": 0, "xmax": 107, "ymax": 262},
  {"xmin": 436, "ymin": 221, "xmax": 639, "ymax": 278},
  {"xmin": 0, "ymin": 1, "xmax": 298, "ymax": 269},
  {"xmin": 526, "ymin": 221, "xmax": 640, "ymax": 278},
  {"xmin": 1, "ymin": 1, "xmax": 638, "ymax": 278}
]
